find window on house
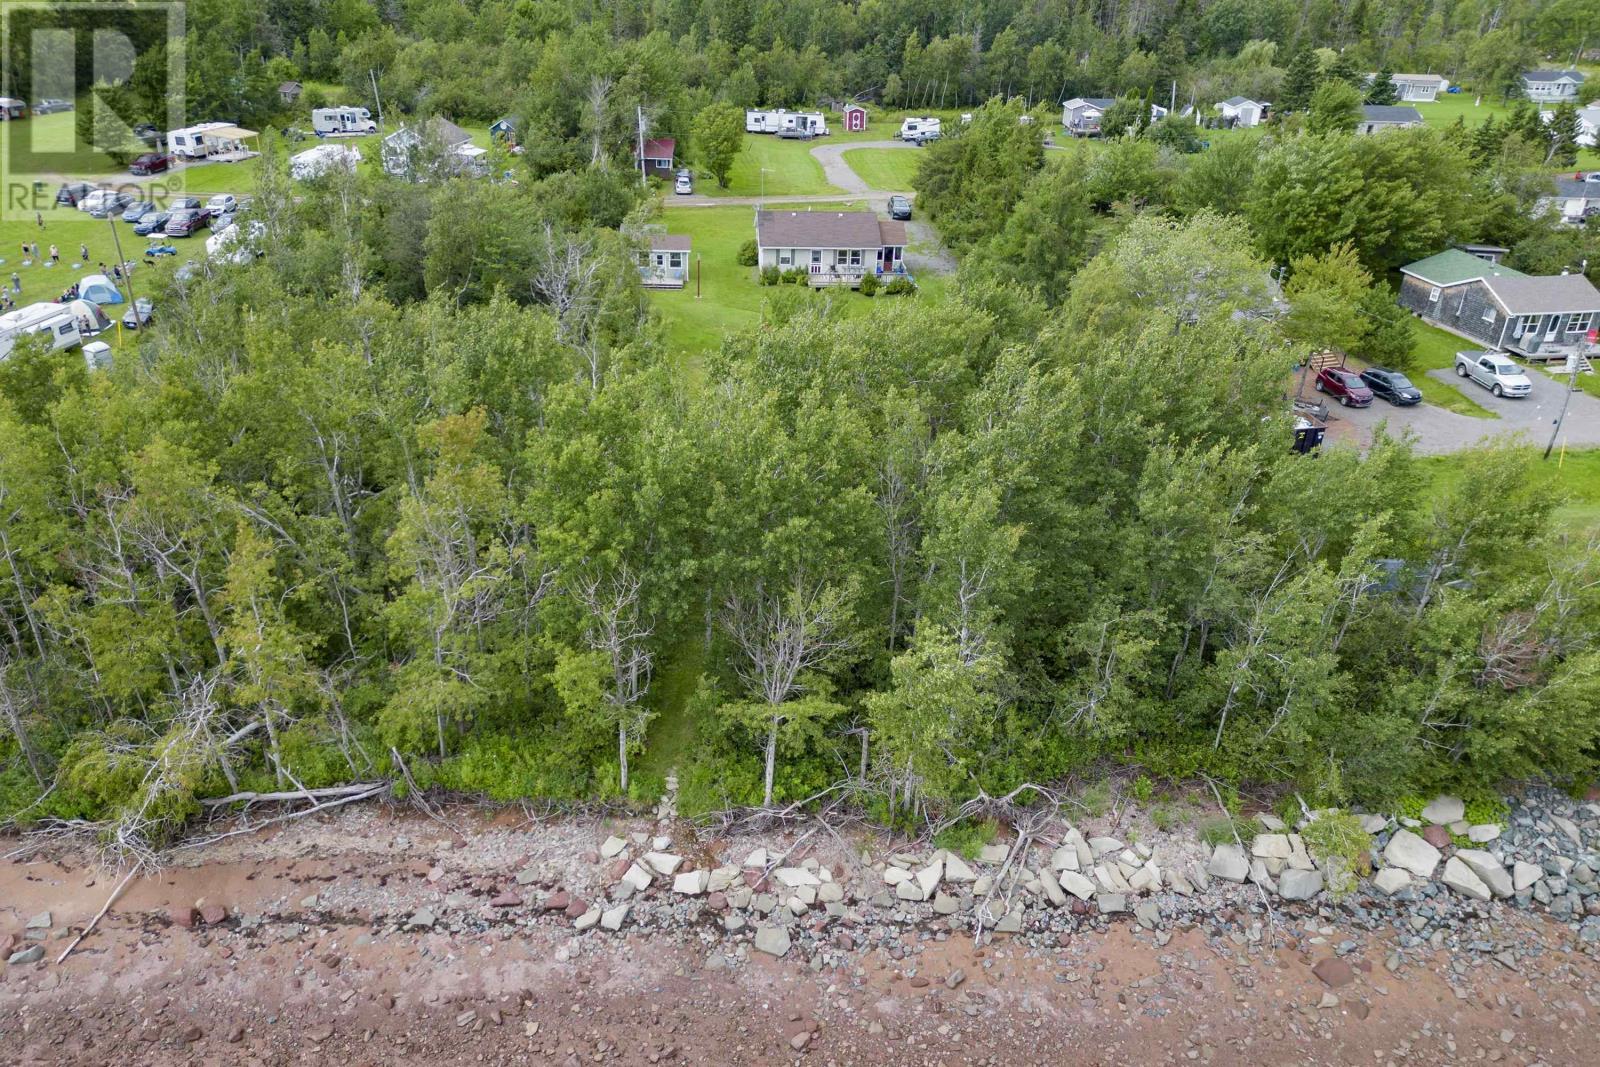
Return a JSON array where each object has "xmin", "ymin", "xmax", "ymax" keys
[
  {"xmin": 1482, "ymin": 306, "xmax": 1496, "ymax": 324},
  {"xmin": 1569, "ymin": 313, "xmax": 1594, "ymax": 333},
  {"xmin": 1428, "ymin": 286, "xmax": 1440, "ymax": 303},
  {"xmin": 811, "ymin": 250, "xmax": 821, "ymax": 265},
  {"xmin": 778, "ymin": 251, "xmax": 792, "ymax": 266},
  {"xmin": 1515, "ymin": 315, "xmax": 1540, "ymax": 336}
]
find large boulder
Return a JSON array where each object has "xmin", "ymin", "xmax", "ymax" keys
[
  {"xmin": 753, "ymin": 926, "xmax": 791, "ymax": 958},
  {"xmin": 1421, "ymin": 796, "xmax": 1465, "ymax": 825},
  {"xmin": 1372, "ymin": 867, "xmax": 1411, "ymax": 896},
  {"xmin": 1513, "ymin": 860, "xmax": 1545, "ymax": 892},
  {"xmin": 1206, "ymin": 844, "xmax": 1250, "ymax": 883},
  {"xmin": 1251, "ymin": 834, "xmax": 1292, "ymax": 860},
  {"xmin": 1278, "ymin": 868, "xmax": 1324, "ymax": 901},
  {"xmin": 1382, "ymin": 829, "xmax": 1441, "ymax": 879},
  {"xmin": 1454, "ymin": 850, "xmax": 1513, "ymax": 899},
  {"xmin": 1441, "ymin": 856, "xmax": 1492, "ymax": 901},
  {"xmin": 1059, "ymin": 870, "xmax": 1096, "ymax": 900}
]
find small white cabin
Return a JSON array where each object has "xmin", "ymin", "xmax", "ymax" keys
[
  {"xmin": 311, "ymin": 106, "xmax": 376, "ymax": 136},
  {"xmin": 0, "ymin": 302, "xmax": 83, "ymax": 361}
]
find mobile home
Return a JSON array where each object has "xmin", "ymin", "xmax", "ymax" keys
[
  {"xmin": 0, "ymin": 302, "xmax": 83, "ymax": 361},
  {"xmin": 745, "ymin": 109, "xmax": 829, "ymax": 135},
  {"xmin": 168, "ymin": 121, "xmax": 236, "ymax": 159},
  {"xmin": 311, "ymin": 106, "xmax": 377, "ymax": 136}
]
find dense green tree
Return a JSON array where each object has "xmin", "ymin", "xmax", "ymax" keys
[
  {"xmin": 691, "ymin": 101, "xmax": 744, "ymax": 187},
  {"xmin": 1365, "ymin": 68, "xmax": 1399, "ymax": 105}
]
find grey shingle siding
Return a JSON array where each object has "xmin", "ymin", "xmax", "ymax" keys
[{"xmin": 1400, "ymin": 276, "xmax": 1505, "ymax": 348}]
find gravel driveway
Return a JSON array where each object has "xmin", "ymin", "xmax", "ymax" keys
[{"xmin": 1328, "ymin": 367, "xmax": 1600, "ymax": 455}]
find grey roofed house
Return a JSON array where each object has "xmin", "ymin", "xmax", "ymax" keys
[
  {"xmin": 1357, "ymin": 105, "xmax": 1423, "ymax": 133},
  {"xmin": 1539, "ymin": 178, "xmax": 1600, "ymax": 225},
  {"xmin": 1220, "ymin": 96, "xmax": 1253, "ymax": 107},
  {"xmin": 1397, "ymin": 248, "xmax": 1600, "ymax": 359},
  {"xmin": 649, "ymin": 234, "xmax": 692, "ymax": 252},
  {"xmin": 754, "ymin": 209, "xmax": 909, "ymax": 287},
  {"xmin": 381, "ymin": 117, "xmax": 482, "ymax": 179},
  {"xmin": 1521, "ymin": 70, "xmax": 1586, "ymax": 101}
]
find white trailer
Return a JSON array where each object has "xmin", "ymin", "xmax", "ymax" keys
[
  {"xmin": 311, "ymin": 105, "xmax": 377, "ymax": 136},
  {"xmin": 168, "ymin": 121, "xmax": 235, "ymax": 159},
  {"xmin": 898, "ymin": 116, "xmax": 941, "ymax": 141},
  {"xmin": 0, "ymin": 302, "xmax": 83, "ymax": 361},
  {"xmin": 777, "ymin": 111, "xmax": 828, "ymax": 135}
]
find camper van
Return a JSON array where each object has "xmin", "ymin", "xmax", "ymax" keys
[
  {"xmin": 311, "ymin": 106, "xmax": 377, "ymax": 136},
  {"xmin": 168, "ymin": 122, "xmax": 235, "ymax": 159},
  {"xmin": 898, "ymin": 116, "xmax": 942, "ymax": 141},
  {"xmin": 0, "ymin": 302, "xmax": 83, "ymax": 361}
]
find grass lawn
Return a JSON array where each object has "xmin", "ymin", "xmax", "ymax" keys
[
  {"xmin": 646, "ymin": 200, "xmax": 947, "ymax": 366},
  {"xmin": 0, "ymin": 209, "xmax": 185, "ymax": 310},
  {"xmin": 697, "ymin": 135, "xmax": 841, "ymax": 198},
  {"xmin": 840, "ymin": 147, "xmax": 923, "ymax": 191},
  {"xmin": 1419, "ymin": 446, "xmax": 1600, "ymax": 532},
  {"xmin": 1405, "ymin": 321, "xmax": 1497, "ymax": 418}
]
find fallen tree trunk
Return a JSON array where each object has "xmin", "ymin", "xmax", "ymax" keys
[{"xmin": 200, "ymin": 783, "xmax": 387, "ymax": 807}]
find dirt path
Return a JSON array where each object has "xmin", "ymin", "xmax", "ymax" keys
[{"xmin": 4, "ymin": 804, "xmax": 1599, "ymax": 1065}]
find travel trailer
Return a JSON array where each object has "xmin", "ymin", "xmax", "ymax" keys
[
  {"xmin": 898, "ymin": 116, "xmax": 942, "ymax": 141},
  {"xmin": 744, "ymin": 109, "xmax": 829, "ymax": 135},
  {"xmin": 0, "ymin": 302, "xmax": 83, "ymax": 361},
  {"xmin": 311, "ymin": 106, "xmax": 377, "ymax": 136},
  {"xmin": 291, "ymin": 143, "xmax": 362, "ymax": 180},
  {"xmin": 167, "ymin": 122, "xmax": 235, "ymax": 159}
]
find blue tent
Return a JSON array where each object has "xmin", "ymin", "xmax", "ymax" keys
[{"xmin": 77, "ymin": 273, "xmax": 123, "ymax": 304}]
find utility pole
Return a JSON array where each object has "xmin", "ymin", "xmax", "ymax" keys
[
  {"xmin": 1545, "ymin": 329, "xmax": 1597, "ymax": 460},
  {"xmin": 369, "ymin": 69, "xmax": 384, "ymax": 133},
  {"xmin": 636, "ymin": 105, "xmax": 647, "ymax": 187},
  {"xmin": 105, "ymin": 212, "xmax": 136, "ymax": 331}
]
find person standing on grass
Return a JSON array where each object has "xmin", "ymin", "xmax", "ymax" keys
[
  {"xmin": 79, "ymin": 243, "xmax": 88, "ymax": 262},
  {"xmin": 35, "ymin": 211, "xmax": 43, "ymax": 228},
  {"xmin": 10, "ymin": 272, "xmax": 19, "ymax": 293},
  {"xmin": 48, "ymin": 243, "xmax": 59, "ymax": 264}
]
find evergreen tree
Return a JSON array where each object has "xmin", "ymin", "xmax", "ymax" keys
[
  {"xmin": 1471, "ymin": 116, "xmax": 1503, "ymax": 165},
  {"xmin": 1544, "ymin": 103, "xmax": 1582, "ymax": 167},
  {"xmin": 1365, "ymin": 68, "xmax": 1399, "ymax": 106},
  {"xmin": 1279, "ymin": 49, "xmax": 1322, "ymax": 112}
]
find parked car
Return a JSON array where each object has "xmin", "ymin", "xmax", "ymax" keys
[
  {"xmin": 205, "ymin": 193, "xmax": 237, "ymax": 215},
  {"xmin": 912, "ymin": 131, "xmax": 941, "ymax": 146},
  {"xmin": 887, "ymin": 195, "xmax": 912, "ymax": 220},
  {"xmin": 1586, "ymin": 172, "xmax": 1600, "ymax": 184},
  {"xmin": 1359, "ymin": 367, "xmax": 1423, "ymax": 406},
  {"xmin": 169, "ymin": 196, "xmax": 202, "ymax": 212},
  {"xmin": 210, "ymin": 214, "xmax": 236, "ymax": 236},
  {"xmin": 121, "ymin": 297, "xmax": 154, "ymax": 330},
  {"xmin": 32, "ymin": 98, "xmax": 72, "ymax": 114},
  {"xmin": 121, "ymin": 199, "xmax": 156, "ymax": 223},
  {"xmin": 1313, "ymin": 367, "xmax": 1374, "ymax": 407},
  {"xmin": 163, "ymin": 208, "xmax": 210, "ymax": 237},
  {"xmin": 82, "ymin": 190, "xmax": 134, "ymax": 217},
  {"xmin": 1455, "ymin": 351, "xmax": 1532, "ymax": 397},
  {"xmin": 130, "ymin": 152, "xmax": 172, "ymax": 175},
  {"xmin": 55, "ymin": 181, "xmax": 92, "ymax": 207},
  {"xmin": 133, "ymin": 210, "xmax": 172, "ymax": 236},
  {"xmin": 673, "ymin": 173, "xmax": 692, "ymax": 195},
  {"xmin": 133, "ymin": 123, "xmax": 161, "ymax": 144}
]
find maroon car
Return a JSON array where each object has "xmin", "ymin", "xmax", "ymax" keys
[
  {"xmin": 1314, "ymin": 367, "xmax": 1374, "ymax": 407},
  {"xmin": 130, "ymin": 152, "xmax": 172, "ymax": 175}
]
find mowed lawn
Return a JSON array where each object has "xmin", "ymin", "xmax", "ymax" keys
[
  {"xmin": 697, "ymin": 135, "xmax": 841, "ymax": 198},
  {"xmin": 646, "ymin": 201, "xmax": 947, "ymax": 364},
  {"xmin": 1406, "ymin": 321, "xmax": 1495, "ymax": 417},
  {"xmin": 1420, "ymin": 446, "xmax": 1600, "ymax": 532},
  {"xmin": 840, "ymin": 147, "xmax": 923, "ymax": 191}
]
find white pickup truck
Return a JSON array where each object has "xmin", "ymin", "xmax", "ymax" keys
[{"xmin": 1454, "ymin": 351, "xmax": 1532, "ymax": 398}]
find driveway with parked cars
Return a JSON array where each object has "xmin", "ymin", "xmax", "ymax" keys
[{"xmin": 1327, "ymin": 367, "xmax": 1600, "ymax": 454}]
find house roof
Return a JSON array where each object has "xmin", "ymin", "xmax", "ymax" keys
[
  {"xmin": 1219, "ymin": 96, "xmax": 1259, "ymax": 108},
  {"xmin": 278, "ymin": 81, "xmax": 302, "ymax": 92},
  {"xmin": 1403, "ymin": 250, "xmax": 1600, "ymax": 314},
  {"xmin": 1361, "ymin": 105, "xmax": 1423, "ymax": 124},
  {"xmin": 491, "ymin": 115, "xmax": 521, "ymax": 129},
  {"xmin": 1388, "ymin": 73, "xmax": 1445, "ymax": 84},
  {"xmin": 1064, "ymin": 97, "xmax": 1115, "ymax": 110},
  {"xmin": 1523, "ymin": 70, "xmax": 1585, "ymax": 83},
  {"xmin": 641, "ymin": 137, "xmax": 675, "ymax": 159},
  {"xmin": 842, "ymin": 103, "xmax": 867, "ymax": 113},
  {"xmin": 1402, "ymin": 249, "xmax": 1525, "ymax": 287},
  {"xmin": 1549, "ymin": 178, "xmax": 1600, "ymax": 198},
  {"xmin": 650, "ymin": 234, "xmax": 692, "ymax": 252},
  {"xmin": 756, "ymin": 210, "xmax": 902, "ymax": 249}
]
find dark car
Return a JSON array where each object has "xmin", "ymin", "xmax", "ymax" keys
[
  {"xmin": 133, "ymin": 123, "xmax": 161, "ymax": 144},
  {"xmin": 169, "ymin": 196, "xmax": 202, "ymax": 212},
  {"xmin": 133, "ymin": 210, "xmax": 172, "ymax": 236},
  {"xmin": 164, "ymin": 208, "xmax": 210, "ymax": 237},
  {"xmin": 121, "ymin": 199, "xmax": 156, "ymax": 223},
  {"xmin": 121, "ymin": 297, "xmax": 154, "ymax": 329},
  {"xmin": 1359, "ymin": 367, "xmax": 1423, "ymax": 406},
  {"xmin": 887, "ymin": 194, "xmax": 912, "ymax": 220},
  {"xmin": 85, "ymin": 191, "xmax": 134, "ymax": 218},
  {"xmin": 55, "ymin": 181, "xmax": 92, "ymax": 206},
  {"xmin": 1314, "ymin": 367, "xmax": 1374, "ymax": 407},
  {"xmin": 130, "ymin": 152, "xmax": 172, "ymax": 175},
  {"xmin": 33, "ymin": 98, "xmax": 72, "ymax": 114}
]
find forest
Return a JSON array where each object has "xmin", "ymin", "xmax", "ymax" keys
[{"xmin": 2, "ymin": 0, "xmax": 1600, "ymax": 859}]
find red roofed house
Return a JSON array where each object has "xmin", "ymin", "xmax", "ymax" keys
[
  {"xmin": 637, "ymin": 137, "xmax": 676, "ymax": 179},
  {"xmin": 755, "ymin": 209, "xmax": 909, "ymax": 287},
  {"xmin": 842, "ymin": 104, "xmax": 868, "ymax": 132}
]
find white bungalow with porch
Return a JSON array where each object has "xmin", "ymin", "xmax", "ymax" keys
[
  {"xmin": 755, "ymin": 210, "xmax": 909, "ymax": 287},
  {"xmin": 639, "ymin": 234, "xmax": 691, "ymax": 289}
]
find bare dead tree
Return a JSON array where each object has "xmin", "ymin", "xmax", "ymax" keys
[
  {"xmin": 0, "ymin": 650, "xmax": 46, "ymax": 786},
  {"xmin": 529, "ymin": 224, "xmax": 609, "ymax": 392},
  {"xmin": 721, "ymin": 574, "xmax": 855, "ymax": 807},
  {"xmin": 584, "ymin": 75, "xmax": 614, "ymax": 167},
  {"xmin": 572, "ymin": 564, "xmax": 654, "ymax": 793}
]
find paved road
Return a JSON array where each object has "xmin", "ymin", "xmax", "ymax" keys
[{"xmin": 1328, "ymin": 367, "xmax": 1600, "ymax": 455}]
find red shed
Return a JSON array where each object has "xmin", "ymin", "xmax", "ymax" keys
[{"xmin": 842, "ymin": 104, "xmax": 868, "ymax": 133}]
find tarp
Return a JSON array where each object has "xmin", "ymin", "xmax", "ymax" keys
[
  {"xmin": 77, "ymin": 274, "xmax": 123, "ymax": 305},
  {"xmin": 206, "ymin": 125, "xmax": 258, "ymax": 142}
]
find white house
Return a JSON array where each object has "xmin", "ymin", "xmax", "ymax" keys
[
  {"xmin": 1521, "ymin": 70, "xmax": 1586, "ymax": 102},
  {"xmin": 1537, "ymin": 178, "xmax": 1600, "ymax": 226},
  {"xmin": 754, "ymin": 210, "xmax": 909, "ymax": 288},
  {"xmin": 1061, "ymin": 97, "xmax": 1167, "ymax": 136},
  {"xmin": 1214, "ymin": 96, "xmax": 1267, "ymax": 128},
  {"xmin": 638, "ymin": 234, "xmax": 691, "ymax": 289},
  {"xmin": 381, "ymin": 117, "xmax": 484, "ymax": 180},
  {"xmin": 1356, "ymin": 105, "xmax": 1424, "ymax": 134},
  {"xmin": 1367, "ymin": 73, "xmax": 1448, "ymax": 102},
  {"xmin": 1541, "ymin": 104, "xmax": 1600, "ymax": 147}
]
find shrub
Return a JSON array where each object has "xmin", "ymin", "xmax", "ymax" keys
[
  {"xmin": 859, "ymin": 273, "xmax": 879, "ymax": 296},
  {"xmin": 1199, "ymin": 815, "xmax": 1249, "ymax": 847},
  {"xmin": 1149, "ymin": 804, "xmax": 1181, "ymax": 832},
  {"xmin": 1078, "ymin": 779, "xmax": 1112, "ymax": 817},
  {"xmin": 783, "ymin": 267, "xmax": 808, "ymax": 285},
  {"xmin": 883, "ymin": 275, "xmax": 917, "ymax": 296},
  {"xmin": 736, "ymin": 239, "xmax": 758, "ymax": 266},
  {"xmin": 934, "ymin": 817, "xmax": 999, "ymax": 859},
  {"xmin": 1299, "ymin": 811, "xmax": 1373, "ymax": 898},
  {"xmin": 1131, "ymin": 774, "xmax": 1155, "ymax": 805},
  {"xmin": 759, "ymin": 266, "xmax": 781, "ymax": 286}
]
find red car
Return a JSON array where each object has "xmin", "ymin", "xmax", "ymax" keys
[
  {"xmin": 1314, "ymin": 367, "xmax": 1374, "ymax": 407},
  {"xmin": 130, "ymin": 152, "xmax": 172, "ymax": 175}
]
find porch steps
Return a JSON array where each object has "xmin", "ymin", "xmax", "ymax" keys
[{"xmin": 1306, "ymin": 350, "xmax": 1344, "ymax": 372}]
